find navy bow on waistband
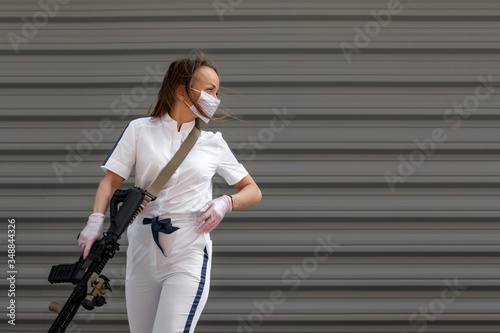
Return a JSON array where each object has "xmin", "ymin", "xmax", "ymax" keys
[{"xmin": 142, "ymin": 217, "xmax": 179, "ymax": 256}]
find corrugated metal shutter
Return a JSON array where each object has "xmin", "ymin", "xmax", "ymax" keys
[{"xmin": 1, "ymin": 0, "xmax": 499, "ymax": 332}]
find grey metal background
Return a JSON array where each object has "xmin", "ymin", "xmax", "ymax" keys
[{"xmin": 1, "ymin": 0, "xmax": 500, "ymax": 332}]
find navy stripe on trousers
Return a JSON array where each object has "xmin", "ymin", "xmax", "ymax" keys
[{"xmin": 183, "ymin": 247, "xmax": 209, "ymax": 333}]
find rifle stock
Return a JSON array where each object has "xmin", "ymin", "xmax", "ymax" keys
[{"xmin": 47, "ymin": 186, "xmax": 148, "ymax": 333}]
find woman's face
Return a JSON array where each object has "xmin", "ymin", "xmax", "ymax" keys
[{"xmin": 191, "ymin": 65, "xmax": 220, "ymax": 100}]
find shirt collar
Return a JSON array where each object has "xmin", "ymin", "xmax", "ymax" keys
[{"xmin": 162, "ymin": 112, "xmax": 196, "ymax": 138}]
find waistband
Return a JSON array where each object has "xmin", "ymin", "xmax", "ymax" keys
[{"xmin": 134, "ymin": 212, "xmax": 199, "ymax": 227}]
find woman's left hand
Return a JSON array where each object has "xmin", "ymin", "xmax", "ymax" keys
[{"xmin": 195, "ymin": 195, "xmax": 232, "ymax": 233}]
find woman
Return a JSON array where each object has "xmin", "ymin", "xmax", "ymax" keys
[{"xmin": 77, "ymin": 50, "xmax": 262, "ymax": 333}]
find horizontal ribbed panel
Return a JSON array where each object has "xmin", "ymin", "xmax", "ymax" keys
[{"xmin": 1, "ymin": 0, "xmax": 499, "ymax": 332}]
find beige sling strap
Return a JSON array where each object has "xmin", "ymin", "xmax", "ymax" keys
[
  {"xmin": 130, "ymin": 125, "xmax": 200, "ymax": 224},
  {"xmin": 145, "ymin": 125, "xmax": 201, "ymax": 200}
]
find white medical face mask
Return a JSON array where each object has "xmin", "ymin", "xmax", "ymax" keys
[{"xmin": 184, "ymin": 88, "xmax": 221, "ymax": 123}]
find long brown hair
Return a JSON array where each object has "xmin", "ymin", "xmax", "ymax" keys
[{"xmin": 148, "ymin": 50, "xmax": 219, "ymax": 126}]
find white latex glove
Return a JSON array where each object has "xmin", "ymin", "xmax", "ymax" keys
[
  {"xmin": 78, "ymin": 213, "xmax": 105, "ymax": 259},
  {"xmin": 195, "ymin": 195, "xmax": 233, "ymax": 234}
]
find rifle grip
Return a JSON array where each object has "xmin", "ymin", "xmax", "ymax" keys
[
  {"xmin": 109, "ymin": 189, "xmax": 130, "ymax": 220},
  {"xmin": 108, "ymin": 187, "xmax": 146, "ymax": 237}
]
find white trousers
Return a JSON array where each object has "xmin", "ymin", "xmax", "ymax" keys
[{"xmin": 125, "ymin": 213, "xmax": 212, "ymax": 333}]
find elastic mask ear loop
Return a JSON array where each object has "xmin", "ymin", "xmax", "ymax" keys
[
  {"xmin": 183, "ymin": 88, "xmax": 201, "ymax": 108},
  {"xmin": 182, "ymin": 98, "xmax": 193, "ymax": 109}
]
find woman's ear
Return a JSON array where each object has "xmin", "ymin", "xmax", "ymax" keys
[{"xmin": 175, "ymin": 85, "xmax": 189, "ymax": 103}]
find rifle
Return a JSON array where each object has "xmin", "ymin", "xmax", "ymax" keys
[
  {"xmin": 47, "ymin": 187, "xmax": 152, "ymax": 333},
  {"xmin": 46, "ymin": 125, "xmax": 199, "ymax": 332}
]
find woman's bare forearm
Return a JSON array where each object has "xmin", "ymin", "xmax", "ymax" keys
[
  {"xmin": 232, "ymin": 175, "xmax": 262, "ymax": 210},
  {"xmin": 93, "ymin": 171, "xmax": 124, "ymax": 214}
]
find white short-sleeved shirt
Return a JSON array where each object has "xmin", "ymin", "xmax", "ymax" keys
[{"xmin": 101, "ymin": 114, "xmax": 248, "ymax": 217}]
